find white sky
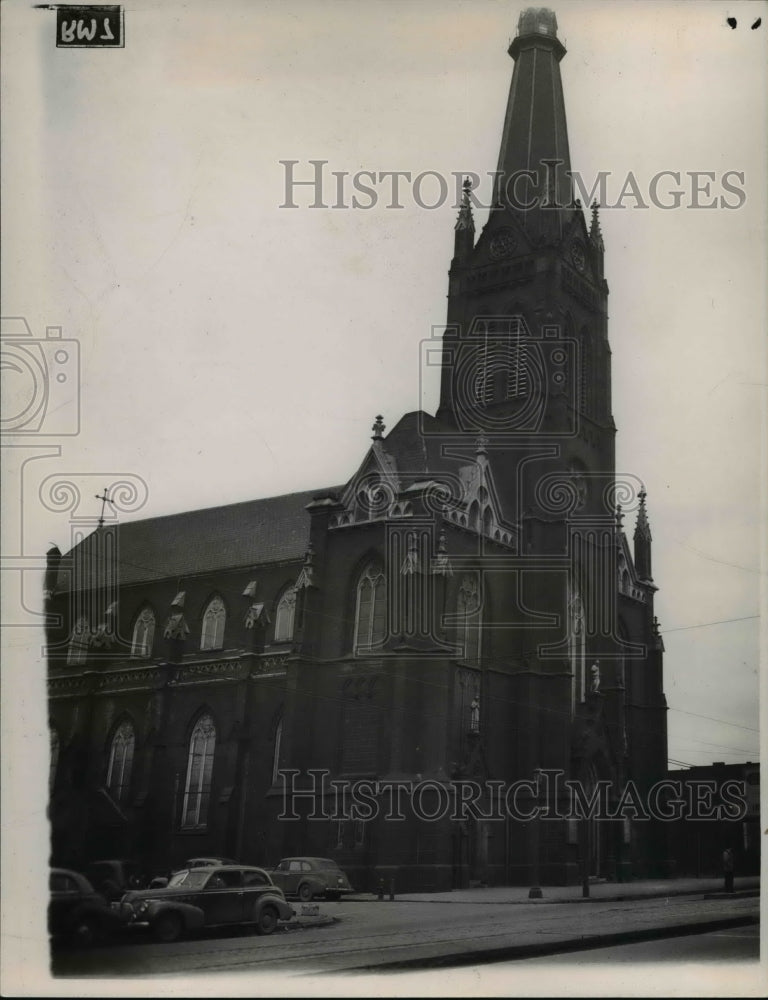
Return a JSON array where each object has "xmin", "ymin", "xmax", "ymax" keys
[
  {"xmin": 3, "ymin": 0, "xmax": 766, "ymax": 757},
  {"xmin": 1, "ymin": 0, "xmax": 767, "ymax": 992}
]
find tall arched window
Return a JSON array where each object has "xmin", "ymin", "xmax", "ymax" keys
[
  {"xmin": 131, "ymin": 606, "xmax": 156, "ymax": 658},
  {"xmin": 49, "ymin": 727, "xmax": 60, "ymax": 794},
  {"xmin": 67, "ymin": 616, "xmax": 90, "ymax": 665},
  {"xmin": 354, "ymin": 562, "xmax": 387, "ymax": 652},
  {"xmin": 469, "ymin": 500, "xmax": 480, "ymax": 532},
  {"xmin": 181, "ymin": 713, "xmax": 216, "ymax": 829},
  {"xmin": 271, "ymin": 718, "xmax": 283, "ymax": 785},
  {"xmin": 474, "ymin": 321, "xmax": 493, "ymax": 405},
  {"xmin": 200, "ymin": 596, "xmax": 226, "ymax": 651},
  {"xmin": 106, "ymin": 719, "xmax": 135, "ymax": 803},
  {"xmin": 274, "ymin": 587, "xmax": 296, "ymax": 642},
  {"xmin": 457, "ymin": 574, "xmax": 481, "ymax": 665}
]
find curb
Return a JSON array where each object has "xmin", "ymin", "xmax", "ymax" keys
[
  {"xmin": 344, "ymin": 915, "xmax": 760, "ymax": 972},
  {"xmin": 336, "ymin": 885, "xmax": 760, "ymax": 906},
  {"xmin": 283, "ymin": 914, "xmax": 339, "ymax": 932}
]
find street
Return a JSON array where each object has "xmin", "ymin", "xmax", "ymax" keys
[
  {"xmin": 514, "ymin": 922, "xmax": 760, "ymax": 964},
  {"xmin": 51, "ymin": 891, "xmax": 759, "ymax": 980}
]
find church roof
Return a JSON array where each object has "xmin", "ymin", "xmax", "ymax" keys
[{"xmin": 57, "ymin": 486, "xmax": 340, "ymax": 592}]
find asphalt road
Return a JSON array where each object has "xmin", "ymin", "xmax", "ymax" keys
[
  {"xmin": 514, "ymin": 921, "xmax": 761, "ymax": 964},
  {"xmin": 50, "ymin": 892, "xmax": 759, "ymax": 981}
]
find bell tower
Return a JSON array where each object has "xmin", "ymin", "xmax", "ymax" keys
[{"xmin": 438, "ymin": 6, "xmax": 614, "ymax": 518}]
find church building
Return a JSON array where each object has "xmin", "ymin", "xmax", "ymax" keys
[{"xmin": 47, "ymin": 8, "xmax": 668, "ymax": 891}]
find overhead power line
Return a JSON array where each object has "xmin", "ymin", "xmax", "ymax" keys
[{"xmin": 662, "ymin": 614, "xmax": 759, "ymax": 634}]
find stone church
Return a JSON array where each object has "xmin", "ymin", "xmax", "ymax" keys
[{"xmin": 47, "ymin": 8, "xmax": 668, "ymax": 891}]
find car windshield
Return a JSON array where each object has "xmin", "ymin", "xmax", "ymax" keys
[{"xmin": 167, "ymin": 869, "xmax": 210, "ymax": 889}]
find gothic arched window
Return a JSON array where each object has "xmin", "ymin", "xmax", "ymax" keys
[
  {"xmin": 475, "ymin": 321, "xmax": 493, "ymax": 405},
  {"xmin": 354, "ymin": 562, "xmax": 387, "ymax": 652},
  {"xmin": 457, "ymin": 574, "xmax": 481, "ymax": 665},
  {"xmin": 131, "ymin": 606, "xmax": 156, "ymax": 658},
  {"xmin": 181, "ymin": 713, "xmax": 216, "ymax": 829},
  {"xmin": 106, "ymin": 719, "xmax": 135, "ymax": 803},
  {"xmin": 67, "ymin": 617, "xmax": 90, "ymax": 666},
  {"xmin": 274, "ymin": 587, "xmax": 297, "ymax": 642},
  {"xmin": 200, "ymin": 596, "xmax": 226, "ymax": 651},
  {"xmin": 482, "ymin": 506, "xmax": 493, "ymax": 537}
]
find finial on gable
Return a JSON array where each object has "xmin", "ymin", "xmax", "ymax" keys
[
  {"xmin": 635, "ymin": 490, "xmax": 651, "ymax": 539},
  {"xmin": 455, "ymin": 177, "xmax": 476, "ymax": 233},
  {"xmin": 590, "ymin": 200, "xmax": 604, "ymax": 247},
  {"xmin": 371, "ymin": 415, "xmax": 385, "ymax": 441}
]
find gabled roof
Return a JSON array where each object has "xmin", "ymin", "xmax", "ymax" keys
[{"xmin": 56, "ymin": 486, "xmax": 341, "ymax": 593}]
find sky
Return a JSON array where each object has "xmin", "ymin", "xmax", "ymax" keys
[{"xmin": 1, "ymin": 0, "xmax": 766, "ymax": 991}]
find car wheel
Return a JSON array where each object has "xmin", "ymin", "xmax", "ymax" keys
[
  {"xmin": 153, "ymin": 911, "xmax": 184, "ymax": 943},
  {"xmin": 71, "ymin": 916, "xmax": 99, "ymax": 948},
  {"xmin": 298, "ymin": 882, "xmax": 314, "ymax": 902},
  {"xmin": 255, "ymin": 905, "xmax": 278, "ymax": 936}
]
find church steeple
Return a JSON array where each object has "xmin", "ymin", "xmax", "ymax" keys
[
  {"xmin": 633, "ymin": 491, "xmax": 653, "ymax": 581},
  {"xmin": 439, "ymin": 5, "xmax": 612, "ymax": 455},
  {"xmin": 490, "ymin": 7, "xmax": 575, "ymax": 244},
  {"xmin": 589, "ymin": 200, "xmax": 605, "ymax": 277},
  {"xmin": 453, "ymin": 177, "xmax": 476, "ymax": 262}
]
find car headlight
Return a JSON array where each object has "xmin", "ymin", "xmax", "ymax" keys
[{"xmin": 137, "ymin": 900, "xmax": 149, "ymax": 916}]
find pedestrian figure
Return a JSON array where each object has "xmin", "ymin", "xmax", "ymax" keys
[{"xmin": 722, "ymin": 847, "xmax": 734, "ymax": 893}]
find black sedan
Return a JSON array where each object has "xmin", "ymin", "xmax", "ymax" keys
[
  {"xmin": 48, "ymin": 868, "xmax": 126, "ymax": 947},
  {"xmin": 120, "ymin": 865, "xmax": 294, "ymax": 942},
  {"xmin": 270, "ymin": 857, "xmax": 354, "ymax": 901}
]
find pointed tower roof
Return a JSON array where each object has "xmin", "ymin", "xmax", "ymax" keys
[
  {"xmin": 489, "ymin": 7, "xmax": 575, "ymax": 244},
  {"xmin": 633, "ymin": 490, "xmax": 653, "ymax": 582},
  {"xmin": 590, "ymin": 200, "xmax": 604, "ymax": 249},
  {"xmin": 455, "ymin": 177, "xmax": 476, "ymax": 234},
  {"xmin": 634, "ymin": 490, "xmax": 652, "ymax": 542}
]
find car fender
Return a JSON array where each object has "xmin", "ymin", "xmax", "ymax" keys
[
  {"xmin": 63, "ymin": 902, "xmax": 114, "ymax": 933},
  {"xmin": 144, "ymin": 899, "xmax": 205, "ymax": 931},
  {"xmin": 253, "ymin": 892, "xmax": 294, "ymax": 922}
]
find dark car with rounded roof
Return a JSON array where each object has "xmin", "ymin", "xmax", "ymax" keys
[
  {"xmin": 120, "ymin": 865, "xmax": 294, "ymax": 942},
  {"xmin": 49, "ymin": 868, "xmax": 127, "ymax": 947},
  {"xmin": 269, "ymin": 857, "xmax": 354, "ymax": 901}
]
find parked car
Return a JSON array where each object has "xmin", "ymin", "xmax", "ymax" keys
[
  {"xmin": 181, "ymin": 856, "xmax": 238, "ymax": 870},
  {"xmin": 48, "ymin": 868, "xmax": 126, "ymax": 947},
  {"xmin": 149, "ymin": 857, "xmax": 240, "ymax": 889},
  {"xmin": 120, "ymin": 865, "xmax": 294, "ymax": 942},
  {"xmin": 270, "ymin": 857, "xmax": 354, "ymax": 901},
  {"xmin": 86, "ymin": 859, "xmax": 145, "ymax": 902}
]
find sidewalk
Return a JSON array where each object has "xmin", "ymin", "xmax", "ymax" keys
[{"xmin": 342, "ymin": 874, "xmax": 760, "ymax": 906}]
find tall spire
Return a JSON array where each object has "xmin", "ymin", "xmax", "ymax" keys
[
  {"xmin": 490, "ymin": 7, "xmax": 574, "ymax": 243},
  {"xmin": 589, "ymin": 201, "xmax": 603, "ymax": 247},
  {"xmin": 633, "ymin": 491, "xmax": 653, "ymax": 580},
  {"xmin": 590, "ymin": 200, "xmax": 605, "ymax": 278},
  {"xmin": 453, "ymin": 177, "xmax": 476, "ymax": 261}
]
